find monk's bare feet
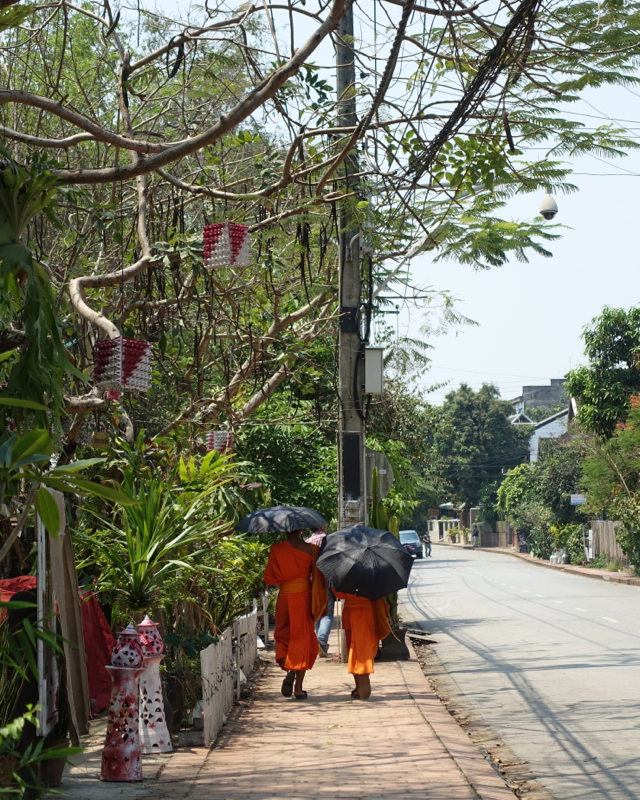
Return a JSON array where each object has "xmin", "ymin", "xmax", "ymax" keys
[
  {"xmin": 358, "ymin": 674, "xmax": 371, "ymax": 700},
  {"xmin": 294, "ymin": 669, "xmax": 307, "ymax": 698}
]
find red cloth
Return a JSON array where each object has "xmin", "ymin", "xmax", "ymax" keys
[
  {"xmin": 79, "ymin": 591, "xmax": 115, "ymax": 713},
  {"xmin": 0, "ymin": 575, "xmax": 37, "ymax": 603},
  {"xmin": 0, "ymin": 578, "xmax": 115, "ymax": 713}
]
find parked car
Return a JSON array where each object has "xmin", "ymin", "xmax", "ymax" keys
[{"xmin": 399, "ymin": 529, "xmax": 422, "ymax": 559}]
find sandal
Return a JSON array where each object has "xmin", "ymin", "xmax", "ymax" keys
[
  {"xmin": 281, "ymin": 671, "xmax": 295, "ymax": 697},
  {"xmin": 294, "ymin": 691, "xmax": 308, "ymax": 700}
]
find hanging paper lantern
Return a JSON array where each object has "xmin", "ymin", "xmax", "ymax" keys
[
  {"xmin": 203, "ymin": 222, "xmax": 251, "ymax": 269},
  {"xmin": 206, "ymin": 429, "xmax": 234, "ymax": 454},
  {"xmin": 93, "ymin": 337, "xmax": 152, "ymax": 393}
]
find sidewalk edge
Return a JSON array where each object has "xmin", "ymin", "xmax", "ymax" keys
[
  {"xmin": 397, "ymin": 659, "xmax": 516, "ymax": 800},
  {"xmin": 433, "ymin": 541, "xmax": 640, "ymax": 586}
]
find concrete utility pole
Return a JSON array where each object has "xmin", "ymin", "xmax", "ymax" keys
[{"xmin": 336, "ymin": 2, "xmax": 366, "ymax": 528}]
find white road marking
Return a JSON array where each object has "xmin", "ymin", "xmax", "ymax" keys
[
  {"xmin": 552, "ymin": 600, "xmax": 562, "ymax": 604},
  {"xmin": 602, "ymin": 617, "xmax": 619, "ymax": 623},
  {"xmin": 522, "ymin": 590, "xmax": 530, "ymax": 593},
  {"xmin": 575, "ymin": 608, "xmax": 587, "ymax": 612},
  {"xmin": 536, "ymin": 594, "xmax": 544, "ymax": 598}
]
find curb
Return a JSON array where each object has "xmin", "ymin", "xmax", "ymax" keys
[
  {"xmin": 434, "ymin": 541, "xmax": 640, "ymax": 586},
  {"xmin": 398, "ymin": 659, "xmax": 517, "ymax": 800}
]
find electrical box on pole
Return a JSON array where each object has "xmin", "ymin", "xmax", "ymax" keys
[
  {"xmin": 336, "ymin": 2, "xmax": 366, "ymax": 528},
  {"xmin": 364, "ymin": 347, "xmax": 384, "ymax": 394}
]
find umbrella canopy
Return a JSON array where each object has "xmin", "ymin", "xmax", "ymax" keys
[
  {"xmin": 236, "ymin": 505, "xmax": 327, "ymax": 534},
  {"xmin": 315, "ymin": 524, "xmax": 413, "ymax": 600}
]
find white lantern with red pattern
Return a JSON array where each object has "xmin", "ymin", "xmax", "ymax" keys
[
  {"xmin": 206, "ymin": 429, "xmax": 234, "ymax": 454},
  {"xmin": 94, "ymin": 337, "xmax": 153, "ymax": 393},
  {"xmin": 203, "ymin": 222, "xmax": 251, "ymax": 269}
]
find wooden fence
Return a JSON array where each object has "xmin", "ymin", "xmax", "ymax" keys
[
  {"xmin": 591, "ymin": 520, "xmax": 628, "ymax": 565},
  {"xmin": 200, "ymin": 607, "xmax": 259, "ymax": 747},
  {"xmin": 479, "ymin": 522, "xmax": 512, "ymax": 549}
]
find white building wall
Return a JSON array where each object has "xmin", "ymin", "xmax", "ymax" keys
[{"xmin": 529, "ymin": 416, "xmax": 568, "ymax": 461}]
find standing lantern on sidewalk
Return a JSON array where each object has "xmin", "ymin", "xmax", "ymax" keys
[
  {"xmin": 101, "ymin": 624, "xmax": 146, "ymax": 782},
  {"xmin": 138, "ymin": 616, "xmax": 172, "ymax": 754}
]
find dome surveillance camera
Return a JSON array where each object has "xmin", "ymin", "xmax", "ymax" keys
[{"xmin": 540, "ymin": 193, "xmax": 558, "ymax": 220}]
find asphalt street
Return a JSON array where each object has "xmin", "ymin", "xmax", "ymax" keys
[{"xmin": 399, "ymin": 546, "xmax": 640, "ymax": 800}]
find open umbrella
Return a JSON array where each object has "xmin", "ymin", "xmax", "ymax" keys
[
  {"xmin": 315, "ymin": 524, "xmax": 413, "ymax": 600},
  {"xmin": 236, "ymin": 505, "xmax": 327, "ymax": 534}
]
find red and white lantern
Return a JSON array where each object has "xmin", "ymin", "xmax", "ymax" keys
[
  {"xmin": 111, "ymin": 623, "xmax": 144, "ymax": 668},
  {"xmin": 137, "ymin": 616, "xmax": 172, "ymax": 755},
  {"xmin": 94, "ymin": 337, "xmax": 153, "ymax": 393},
  {"xmin": 138, "ymin": 615, "xmax": 164, "ymax": 657},
  {"xmin": 203, "ymin": 222, "xmax": 251, "ymax": 269},
  {"xmin": 206, "ymin": 429, "xmax": 234, "ymax": 454},
  {"xmin": 101, "ymin": 624, "xmax": 145, "ymax": 782}
]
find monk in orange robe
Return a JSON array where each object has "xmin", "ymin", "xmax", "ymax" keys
[
  {"xmin": 263, "ymin": 531, "xmax": 326, "ymax": 699},
  {"xmin": 334, "ymin": 591, "xmax": 391, "ymax": 699}
]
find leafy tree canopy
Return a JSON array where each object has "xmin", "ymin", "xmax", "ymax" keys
[
  {"xmin": 566, "ymin": 307, "xmax": 640, "ymax": 437},
  {"xmin": 434, "ymin": 384, "xmax": 531, "ymax": 512}
]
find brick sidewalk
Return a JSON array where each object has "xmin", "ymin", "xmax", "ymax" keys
[
  {"xmin": 187, "ymin": 653, "xmax": 515, "ymax": 800},
  {"xmin": 57, "ymin": 647, "xmax": 518, "ymax": 800}
]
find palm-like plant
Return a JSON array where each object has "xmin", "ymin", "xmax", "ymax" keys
[{"xmin": 78, "ymin": 451, "xmax": 241, "ymax": 615}]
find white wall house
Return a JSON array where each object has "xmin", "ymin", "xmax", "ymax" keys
[{"xmin": 529, "ymin": 409, "xmax": 569, "ymax": 461}]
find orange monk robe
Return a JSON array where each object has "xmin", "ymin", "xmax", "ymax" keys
[
  {"xmin": 334, "ymin": 592, "xmax": 391, "ymax": 675},
  {"xmin": 263, "ymin": 541, "xmax": 327, "ymax": 672}
]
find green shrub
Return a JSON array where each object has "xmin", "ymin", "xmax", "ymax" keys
[
  {"xmin": 528, "ymin": 525, "xmax": 554, "ymax": 560},
  {"xmin": 550, "ymin": 523, "xmax": 585, "ymax": 564}
]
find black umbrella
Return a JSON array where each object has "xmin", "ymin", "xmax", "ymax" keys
[
  {"xmin": 315, "ymin": 524, "xmax": 413, "ymax": 600},
  {"xmin": 236, "ymin": 505, "xmax": 327, "ymax": 534}
]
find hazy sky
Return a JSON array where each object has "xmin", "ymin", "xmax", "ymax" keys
[{"xmin": 394, "ymin": 86, "xmax": 640, "ymax": 404}]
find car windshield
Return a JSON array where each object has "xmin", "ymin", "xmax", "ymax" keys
[{"xmin": 399, "ymin": 531, "xmax": 419, "ymax": 544}]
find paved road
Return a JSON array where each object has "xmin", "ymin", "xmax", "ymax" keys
[{"xmin": 399, "ymin": 546, "xmax": 640, "ymax": 800}]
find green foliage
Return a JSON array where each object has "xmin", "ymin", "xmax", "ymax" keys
[
  {"xmin": 0, "ymin": 406, "xmax": 134, "ymax": 537},
  {"xmin": 497, "ymin": 463, "xmax": 537, "ymax": 516},
  {"xmin": 76, "ymin": 454, "xmax": 238, "ymax": 614},
  {"xmin": 524, "ymin": 403, "xmax": 569, "ymax": 423},
  {"xmin": 580, "ymin": 403, "xmax": 640, "ymax": 517},
  {"xmin": 535, "ymin": 439, "xmax": 586, "ymax": 525},
  {"xmin": 235, "ymin": 423, "xmax": 337, "ymax": 524},
  {"xmin": 499, "ymin": 442, "xmax": 586, "ymax": 559},
  {"xmin": 526, "ymin": 519, "xmax": 555, "ymax": 561},
  {"xmin": 369, "ymin": 467, "xmax": 389, "ymax": 530},
  {"xmin": 550, "ymin": 523, "xmax": 585, "ymax": 565},
  {"xmin": 435, "ymin": 384, "xmax": 530, "ymax": 510},
  {"xmin": 0, "ymin": 153, "xmax": 83, "ymax": 425},
  {"xmin": 608, "ymin": 498, "xmax": 640, "ymax": 575},
  {"xmin": 195, "ymin": 536, "xmax": 271, "ymax": 633},
  {"xmin": 566, "ymin": 307, "xmax": 640, "ymax": 438}
]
